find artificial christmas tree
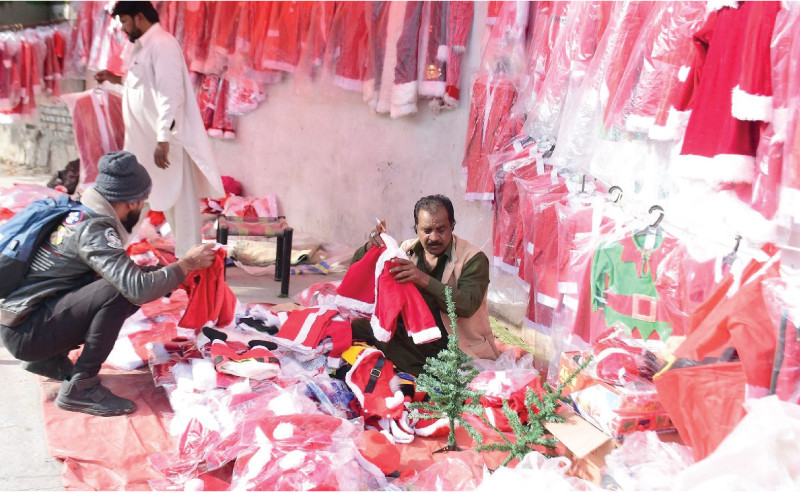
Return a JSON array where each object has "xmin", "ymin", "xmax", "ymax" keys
[{"xmin": 409, "ymin": 286, "xmax": 486, "ymax": 452}]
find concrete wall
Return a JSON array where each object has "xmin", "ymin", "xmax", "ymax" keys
[{"xmin": 209, "ymin": 2, "xmax": 493, "ymax": 253}]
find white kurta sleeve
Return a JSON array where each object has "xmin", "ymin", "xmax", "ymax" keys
[{"xmin": 151, "ymin": 36, "xmax": 186, "ymax": 142}]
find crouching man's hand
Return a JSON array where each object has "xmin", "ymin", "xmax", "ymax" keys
[{"xmin": 177, "ymin": 243, "xmax": 216, "ymax": 275}]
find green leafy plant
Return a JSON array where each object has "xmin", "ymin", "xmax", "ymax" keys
[
  {"xmin": 476, "ymin": 356, "xmax": 593, "ymax": 466},
  {"xmin": 408, "ymin": 285, "xmax": 486, "ymax": 452}
]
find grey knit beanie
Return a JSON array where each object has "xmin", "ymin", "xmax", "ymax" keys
[{"xmin": 94, "ymin": 151, "xmax": 152, "ymax": 203}]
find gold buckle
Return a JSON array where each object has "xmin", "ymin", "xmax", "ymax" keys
[
  {"xmin": 632, "ymin": 294, "xmax": 658, "ymax": 322},
  {"xmin": 370, "ymin": 368, "xmax": 382, "ymax": 379}
]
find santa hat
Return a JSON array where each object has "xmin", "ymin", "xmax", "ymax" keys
[
  {"xmin": 409, "ymin": 407, "xmax": 451, "ymax": 438},
  {"xmin": 210, "ymin": 339, "xmax": 280, "ymax": 380},
  {"xmin": 345, "ymin": 348, "xmax": 405, "ymax": 420},
  {"xmin": 355, "ymin": 430, "xmax": 401, "ymax": 477}
]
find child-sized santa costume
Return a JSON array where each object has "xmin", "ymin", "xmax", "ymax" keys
[{"xmin": 335, "ymin": 233, "xmax": 440, "ymax": 345}]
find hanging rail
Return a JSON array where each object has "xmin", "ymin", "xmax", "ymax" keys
[{"xmin": 0, "ymin": 18, "xmax": 68, "ymax": 32}]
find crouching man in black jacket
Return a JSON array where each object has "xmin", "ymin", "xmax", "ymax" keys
[{"xmin": 0, "ymin": 150, "xmax": 215, "ymax": 416}]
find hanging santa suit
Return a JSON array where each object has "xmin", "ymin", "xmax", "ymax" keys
[
  {"xmin": 60, "ymin": 89, "xmax": 125, "ymax": 187},
  {"xmin": 0, "ymin": 37, "xmax": 40, "ymax": 123},
  {"xmin": 603, "ymin": 1, "xmax": 706, "ymax": 139},
  {"xmin": 522, "ymin": 0, "xmax": 612, "ymax": 143},
  {"xmin": 294, "ymin": 2, "xmax": 337, "ymax": 87},
  {"xmin": 672, "ymin": 1, "xmax": 781, "ymax": 185},
  {"xmin": 461, "ymin": 1, "xmax": 528, "ymax": 201},
  {"xmin": 63, "ymin": 0, "xmax": 98, "ymax": 78},
  {"xmin": 777, "ymin": 4, "xmax": 800, "ymax": 217},
  {"xmin": 178, "ymin": 248, "xmax": 237, "ymax": 329},
  {"xmin": 324, "ymin": 2, "xmax": 369, "ymax": 92},
  {"xmin": 390, "ymin": 1, "xmax": 424, "ymax": 118},
  {"xmin": 260, "ymin": 1, "xmax": 314, "ymax": 74},
  {"xmin": 438, "ymin": 1, "xmax": 474, "ymax": 111},
  {"xmin": 335, "ymin": 233, "xmax": 440, "ymax": 345}
]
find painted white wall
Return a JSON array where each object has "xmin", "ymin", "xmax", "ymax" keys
[{"xmin": 209, "ymin": 2, "xmax": 493, "ymax": 253}]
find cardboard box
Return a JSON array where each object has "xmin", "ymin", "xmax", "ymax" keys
[{"xmin": 545, "ymin": 406, "xmax": 617, "ymax": 484}]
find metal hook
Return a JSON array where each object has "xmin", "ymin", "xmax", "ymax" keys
[
  {"xmin": 608, "ymin": 185, "xmax": 623, "ymax": 203},
  {"xmin": 648, "ymin": 205, "xmax": 665, "ymax": 228}
]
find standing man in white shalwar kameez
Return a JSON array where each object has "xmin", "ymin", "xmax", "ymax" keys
[{"xmin": 95, "ymin": 1, "xmax": 224, "ymax": 257}]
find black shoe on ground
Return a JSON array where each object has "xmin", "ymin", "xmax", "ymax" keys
[
  {"xmin": 55, "ymin": 373, "xmax": 136, "ymax": 417},
  {"xmin": 21, "ymin": 354, "xmax": 74, "ymax": 381}
]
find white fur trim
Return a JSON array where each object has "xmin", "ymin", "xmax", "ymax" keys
[
  {"xmin": 334, "ymin": 295, "xmax": 375, "ymax": 315},
  {"xmin": 484, "ymin": 407, "xmax": 496, "ymax": 427},
  {"xmin": 410, "ymin": 326, "xmax": 443, "ymax": 344},
  {"xmin": 385, "ymin": 391, "xmax": 405, "ymax": 410},
  {"xmin": 649, "ymin": 108, "xmax": 691, "ymax": 141},
  {"xmin": 493, "ymin": 256, "xmax": 519, "ymax": 276},
  {"xmin": 707, "ymin": 0, "xmax": 740, "ymax": 12},
  {"xmin": 672, "ymin": 153, "xmax": 755, "ymax": 184},
  {"xmin": 677, "ymin": 66, "xmax": 691, "ymax": 83},
  {"xmin": 370, "ymin": 315, "xmax": 393, "ymax": 343},
  {"xmin": 390, "ymin": 81, "xmax": 419, "ymax": 119},
  {"xmin": 207, "ymin": 128, "xmax": 223, "ymax": 138},
  {"xmin": 413, "ymin": 416, "xmax": 450, "ymax": 437},
  {"xmin": 731, "ymin": 85, "xmax": 773, "ymax": 122},
  {"xmin": 536, "ymin": 292, "xmax": 559, "ymax": 309},
  {"xmin": 436, "ymin": 45, "xmax": 449, "ymax": 63},
  {"xmin": 327, "ymin": 356, "xmax": 343, "ymax": 369},
  {"xmin": 261, "ymin": 60, "xmax": 296, "ymax": 73},
  {"xmin": 418, "ymin": 80, "xmax": 446, "ymax": 98},
  {"xmin": 465, "ymin": 192, "xmax": 494, "ymax": 202},
  {"xmin": 389, "ymin": 419, "xmax": 415, "ymax": 443},
  {"xmin": 625, "ymin": 113, "xmax": 655, "ymax": 133},
  {"xmin": 333, "ymin": 75, "xmax": 364, "ymax": 92},
  {"xmin": 353, "ymin": 450, "xmax": 387, "ymax": 479},
  {"xmin": 773, "ymin": 107, "xmax": 789, "ymax": 142}
]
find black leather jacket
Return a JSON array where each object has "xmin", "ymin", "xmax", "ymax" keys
[{"xmin": 0, "ymin": 189, "xmax": 184, "ymax": 326}]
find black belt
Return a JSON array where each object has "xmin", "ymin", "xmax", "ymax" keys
[{"xmin": 364, "ymin": 356, "xmax": 386, "ymax": 393}]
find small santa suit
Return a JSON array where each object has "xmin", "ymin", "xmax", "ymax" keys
[
  {"xmin": 673, "ymin": 1, "xmax": 782, "ymax": 184},
  {"xmin": 61, "ymin": 89, "xmax": 125, "ymax": 186},
  {"xmin": 335, "ymin": 233, "xmax": 440, "ymax": 345},
  {"xmin": 273, "ymin": 307, "xmax": 352, "ymax": 367},
  {"xmin": 178, "ymin": 248, "xmax": 237, "ymax": 329}
]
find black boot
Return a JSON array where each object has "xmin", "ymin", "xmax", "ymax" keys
[
  {"xmin": 21, "ymin": 354, "xmax": 74, "ymax": 381},
  {"xmin": 55, "ymin": 373, "xmax": 136, "ymax": 417}
]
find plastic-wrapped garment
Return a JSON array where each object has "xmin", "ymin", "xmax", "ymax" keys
[
  {"xmin": 673, "ymin": 1, "xmax": 781, "ymax": 185},
  {"xmin": 294, "ymin": 1, "xmax": 337, "ymax": 87},
  {"xmin": 206, "ymin": 0, "xmax": 243, "ymax": 75},
  {"xmin": 603, "ymin": 431, "xmax": 693, "ymax": 490},
  {"xmin": 41, "ymin": 26, "xmax": 66, "ymax": 97},
  {"xmin": 672, "ymin": 396, "xmax": 800, "ymax": 490},
  {"xmin": 86, "ymin": 2, "xmax": 132, "ymax": 75},
  {"xmin": 362, "ymin": 1, "xmax": 424, "ymax": 118},
  {"xmin": 762, "ymin": 277, "xmax": 800, "ymax": 404},
  {"xmin": 417, "ymin": 2, "xmax": 448, "ymax": 101},
  {"xmin": 603, "ymin": 1, "xmax": 706, "ymax": 140},
  {"xmin": 390, "ymin": 1, "xmax": 424, "ymax": 118},
  {"xmin": 514, "ymin": 2, "xmax": 572, "ymax": 119},
  {"xmin": 549, "ymin": 1, "xmax": 654, "ymax": 175},
  {"xmin": 655, "ymin": 251, "xmax": 782, "ymax": 461},
  {"xmin": 260, "ymin": 1, "xmax": 314, "ymax": 74},
  {"xmin": 462, "ymin": 75, "xmax": 519, "ymax": 201},
  {"xmin": 778, "ymin": 4, "xmax": 800, "ymax": 216},
  {"xmin": 521, "ymin": 0, "xmax": 612, "ymax": 142},
  {"xmin": 323, "ymin": 1, "xmax": 369, "ymax": 92},
  {"xmin": 435, "ymin": 1, "xmax": 474, "ymax": 111},
  {"xmin": 63, "ymin": 0, "xmax": 98, "ymax": 78},
  {"xmin": 490, "ymin": 145, "xmax": 542, "ymax": 276},
  {"xmin": 209, "ymin": 77, "xmax": 236, "ymax": 139},
  {"xmin": 0, "ymin": 38, "xmax": 41, "ymax": 123},
  {"xmin": 59, "ymin": 89, "xmax": 125, "ymax": 187},
  {"xmin": 0, "ymin": 33, "xmax": 23, "ymax": 113},
  {"xmin": 469, "ymin": 366, "xmax": 546, "ymax": 432},
  {"xmin": 185, "ymin": 1, "xmax": 217, "ymax": 74},
  {"xmin": 548, "ymin": 197, "xmax": 626, "ymax": 345},
  {"xmin": 517, "ymin": 178, "xmax": 569, "ymax": 329}
]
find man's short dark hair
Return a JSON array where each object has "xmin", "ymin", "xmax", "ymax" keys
[
  {"xmin": 413, "ymin": 194, "xmax": 456, "ymax": 232},
  {"xmin": 111, "ymin": 1, "xmax": 159, "ymax": 23}
]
